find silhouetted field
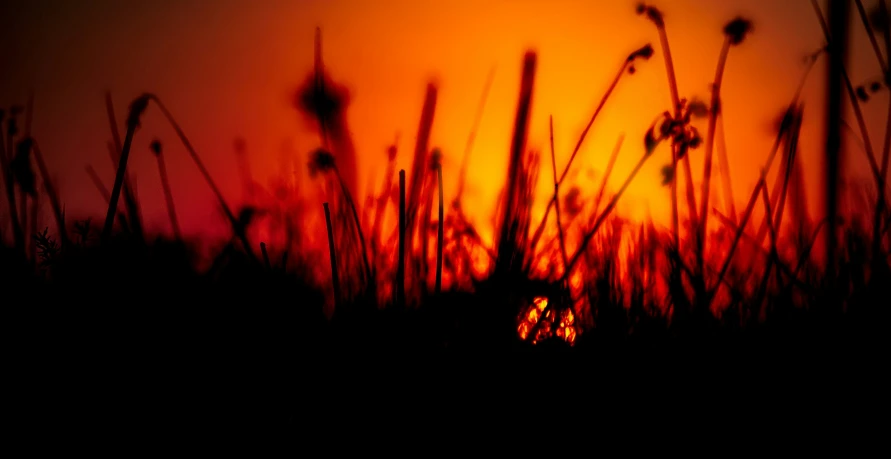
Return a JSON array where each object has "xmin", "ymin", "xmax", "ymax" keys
[{"xmin": 3, "ymin": 2, "xmax": 890, "ymax": 439}]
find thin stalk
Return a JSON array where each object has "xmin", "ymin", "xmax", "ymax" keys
[
  {"xmin": 812, "ymin": 0, "xmax": 881, "ymax": 183},
  {"xmin": 854, "ymin": 0, "xmax": 888, "ymax": 71},
  {"xmin": 653, "ymin": 14, "xmax": 699, "ymax": 239},
  {"xmin": 85, "ymin": 165, "xmax": 111, "ymax": 203},
  {"xmin": 435, "ymin": 164, "xmax": 444, "ymax": 295},
  {"xmin": 87, "ymin": 164, "xmax": 131, "ymax": 234},
  {"xmin": 496, "ymin": 51, "xmax": 536, "ymax": 275},
  {"xmin": 106, "ymin": 93, "xmax": 143, "ymax": 241},
  {"xmin": 32, "ymin": 141, "xmax": 67, "ymax": 245},
  {"xmin": 260, "ymin": 242, "xmax": 271, "ymax": 270},
  {"xmin": 406, "ymin": 84, "xmax": 438, "ymax": 247},
  {"xmin": 712, "ymin": 208, "xmax": 808, "ymax": 289},
  {"xmin": 323, "ymin": 202, "xmax": 340, "ymax": 309},
  {"xmin": 643, "ymin": 22, "xmax": 692, "ymax": 271},
  {"xmin": 397, "ymin": 169, "xmax": 406, "ymax": 308},
  {"xmin": 872, "ymin": 0, "xmax": 891, "ymax": 265},
  {"xmin": 154, "ymin": 151, "xmax": 182, "ymax": 242},
  {"xmin": 591, "ymin": 135, "xmax": 625, "ymax": 218},
  {"xmin": 793, "ymin": 218, "xmax": 831, "ymax": 278},
  {"xmin": 18, "ymin": 190, "xmax": 27, "ymax": 246},
  {"xmin": 24, "ymin": 91, "xmax": 34, "ymax": 137},
  {"xmin": 101, "ymin": 118, "xmax": 137, "ymax": 241},
  {"xmin": 772, "ymin": 111, "xmax": 804, "ymax": 239},
  {"xmin": 716, "ymin": 113, "xmax": 738, "ymax": 224},
  {"xmin": 371, "ymin": 145, "xmax": 396, "ymax": 260},
  {"xmin": 699, "ymin": 38, "xmax": 733, "ymax": 276},
  {"xmin": 709, "ymin": 50, "xmax": 821, "ymax": 305},
  {"xmin": 548, "ymin": 115, "xmax": 569, "ymax": 273},
  {"xmin": 20, "ymin": 194, "xmax": 28, "ymax": 256},
  {"xmin": 812, "ymin": 0, "xmax": 853, "ymax": 282},
  {"xmin": 670, "ymin": 143, "xmax": 680, "ymax": 251},
  {"xmin": 563, "ymin": 151, "xmax": 653, "ymax": 277},
  {"xmin": 151, "ymin": 97, "xmax": 257, "ymax": 262},
  {"xmin": 29, "ymin": 192, "xmax": 38, "ymax": 263},
  {"xmin": 0, "ymin": 124, "xmax": 24, "ymax": 251},
  {"xmin": 335, "ymin": 169, "xmax": 373, "ymax": 282},
  {"xmin": 454, "ymin": 67, "xmax": 496, "ymax": 207},
  {"xmin": 528, "ymin": 58, "xmax": 630, "ymax": 251},
  {"xmin": 755, "ymin": 184, "xmax": 779, "ymax": 311}
]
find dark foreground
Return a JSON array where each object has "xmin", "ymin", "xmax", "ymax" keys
[{"xmin": 6, "ymin": 288, "xmax": 888, "ymax": 447}]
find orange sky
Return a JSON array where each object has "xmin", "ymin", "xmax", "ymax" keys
[{"xmin": 0, "ymin": 0, "xmax": 886, "ymax": 243}]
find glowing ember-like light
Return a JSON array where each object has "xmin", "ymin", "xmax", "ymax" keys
[{"xmin": 517, "ymin": 296, "xmax": 577, "ymax": 345}]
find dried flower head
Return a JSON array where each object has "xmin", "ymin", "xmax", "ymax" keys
[
  {"xmin": 150, "ymin": 139, "xmax": 163, "ymax": 156},
  {"xmin": 293, "ymin": 31, "xmax": 350, "ymax": 134},
  {"xmin": 627, "ymin": 43, "xmax": 654, "ymax": 62},
  {"xmin": 686, "ymin": 98, "xmax": 709, "ymax": 119},
  {"xmin": 562, "ymin": 186, "xmax": 583, "ymax": 217},
  {"xmin": 636, "ymin": 3, "xmax": 665, "ymax": 28},
  {"xmin": 771, "ymin": 104, "xmax": 804, "ymax": 136},
  {"xmin": 308, "ymin": 147, "xmax": 336, "ymax": 177},
  {"xmin": 387, "ymin": 144, "xmax": 398, "ymax": 161},
  {"xmin": 430, "ymin": 148, "xmax": 443, "ymax": 171},
  {"xmin": 127, "ymin": 93, "xmax": 153, "ymax": 128},
  {"xmin": 723, "ymin": 17, "xmax": 753, "ymax": 45},
  {"xmin": 856, "ymin": 86, "xmax": 870, "ymax": 102}
]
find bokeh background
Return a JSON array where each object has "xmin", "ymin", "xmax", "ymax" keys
[{"xmin": 1, "ymin": 0, "xmax": 883, "ymax": 244}]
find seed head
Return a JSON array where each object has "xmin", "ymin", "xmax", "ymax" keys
[
  {"xmin": 627, "ymin": 43, "xmax": 655, "ymax": 62},
  {"xmin": 636, "ymin": 3, "xmax": 665, "ymax": 28},
  {"xmin": 723, "ymin": 17, "xmax": 753, "ymax": 45},
  {"xmin": 430, "ymin": 148, "xmax": 443, "ymax": 171},
  {"xmin": 856, "ymin": 86, "xmax": 870, "ymax": 102},
  {"xmin": 308, "ymin": 147, "xmax": 336, "ymax": 177},
  {"xmin": 150, "ymin": 139, "xmax": 163, "ymax": 156},
  {"xmin": 387, "ymin": 144, "xmax": 398, "ymax": 161},
  {"xmin": 127, "ymin": 93, "xmax": 153, "ymax": 128}
]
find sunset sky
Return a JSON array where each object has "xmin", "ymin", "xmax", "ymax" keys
[{"xmin": 1, "ymin": 0, "xmax": 886, "ymax": 243}]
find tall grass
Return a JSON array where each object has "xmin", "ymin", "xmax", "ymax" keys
[{"xmin": 2, "ymin": 2, "xmax": 889, "ymax": 353}]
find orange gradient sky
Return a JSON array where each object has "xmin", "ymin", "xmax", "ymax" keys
[{"xmin": 0, "ymin": 0, "xmax": 886, "ymax": 242}]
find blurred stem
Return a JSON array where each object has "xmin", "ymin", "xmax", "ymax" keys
[
  {"xmin": 435, "ymin": 164, "xmax": 444, "ymax": 295},
  {"xmin": 397, "ymin": 169, "xmax": 406, "ymax": 309},
  {"xmin": 101, "ymin": 121, "xmax": 136, "ymax": 242},
  {"xmin": 0, "ymin": 125, "xmax": 24, "ymax": 252},
  {"xmin": 548, "ymin": 115, "xmax": 569, "ymax": 274},
  {"xmin": 563, "ymin": 151, "xmax": 653, "ymax": 277},
  {"xmin": 454, "ymin": 68, "xmax": 495, "ymax": 207},
  {"xmin": 592, "ymin": 135, "xmax": 625, "ymax": 222},
  {"xmin": 151, "ymin": 96, "xmax": 257, "ymax": 263},
  {"xmin": 154, "ymin": 151, "xmax": 182, "ymax": 242},
  {"xmin": 699, "ymin": 38, "xmax": 733, "ymax": 278},
  {"xmin": 323, "ymin": 202, "xmax": 340, "ymax": 309},
  {"xmin": 716, "ymin": 113, "xmax": 737, "ymax": 224},
  {"xmin": 529, "ymin": 57, "xmax": 630, "ymax": 252},
  {"xmin": 335, "ymin": 168, "xmax": 373, "ymax": 282}
]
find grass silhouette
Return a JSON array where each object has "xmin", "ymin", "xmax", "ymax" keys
[{"xmin": 2, "ymin": 2, "xmax": 890, "ymax": 438}]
